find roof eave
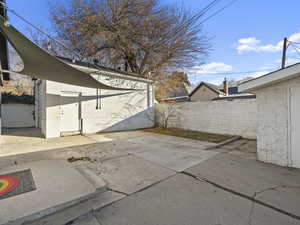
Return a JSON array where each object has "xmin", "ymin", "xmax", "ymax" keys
[
  {"xmin": 69, "ymin": 63, "xmax": 153, "ymax": 84},
  {"xmin": 239, "ymin": 63, "xmax": 300, "ymax": 93}
]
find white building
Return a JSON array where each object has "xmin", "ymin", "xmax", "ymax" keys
[
  {"xmin": 0, "ymin": 19, "xmax": 155, "ymax": 138},
  {"xmin": 35, "ymin": 59, "xmax": 155, "ymax": 138},
  {"xmin": 239, "ymin": 63, "xmax": 300, "ymax": 168}
]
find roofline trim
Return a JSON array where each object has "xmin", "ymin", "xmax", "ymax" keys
[
  {"xmin": 239, "ymin": 63, "xmax": 300, "ymax": 92},
  {"xmin": 70, "ymin": 64, "xmax": 153, "ymax": 84},
  {"xmin": 189, "ymin": 82, "xmax": 221, "ymax": 97}
]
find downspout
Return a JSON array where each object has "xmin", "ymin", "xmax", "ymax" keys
[
  {"xmin": 147, "ymin": 84, "xmax": 150, "ymax": 108},
  {"xmin": 32, "ymin": 77, "xmax": 37, "ymax": 126}
]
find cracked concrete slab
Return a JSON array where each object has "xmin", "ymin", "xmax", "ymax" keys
[
  {"xmin": 185, "ymin": 153, "xmax": 300, "ymax": 217},
  {"xmin": 96, "ymin": 174, "xmax": 299, "ymax": 225},
  {"xmin": 131, "ymin": 146, "xmax": 219, "ymax": 172},
  {"xmin": 98, "ymin": 155, "xmax": 176, "ymax": 195}
]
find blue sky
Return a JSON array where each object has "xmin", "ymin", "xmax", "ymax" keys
[{"xmin": 6, "ymin": 0, "xmax": 300, "ymax": 85}]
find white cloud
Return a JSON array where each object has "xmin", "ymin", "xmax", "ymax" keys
[
  {"xmin": 187, "ymin": 62, "xmax": 233, "ymax": 85},
  {"xmin": 289, "ymin": 32, "xmax": 300, "ymax": 42},
  {"xmin": 189, "ymin": 62, "xmax": 233, "ymax": 75},
  {"xmin": 236, "ymin": 31, "xmax": 300, "ymax": 54},
  {"xmin": 238, "ymin": 37, "xmax": 261, "ymax": 45}
]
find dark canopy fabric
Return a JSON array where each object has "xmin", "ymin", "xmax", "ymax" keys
[{"xmin": 0, "ymin": 16, "xmax": 138, "ymax": 90}]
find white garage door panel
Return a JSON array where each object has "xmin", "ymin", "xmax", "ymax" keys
[
  {"xmin": 290, "ymin": 87, "xmax": 300, "ymax": 168},
  {"xmin": 60, "ymin": 92, "xmax": 81, "ymax": 134}
]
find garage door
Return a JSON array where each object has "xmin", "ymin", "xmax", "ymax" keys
[{"xmin": 290, "ymin": 87, "xmax": 300, "ymax": 168}]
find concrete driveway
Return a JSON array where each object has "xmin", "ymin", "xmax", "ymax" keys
[{"xmin": 1, "ymin": 129, "xmax": 300, "ymax": 225}]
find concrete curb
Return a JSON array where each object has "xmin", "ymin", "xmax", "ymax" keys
[{"xmin": 205, "ymin": 136, "xmax": 242, "ymax": 150}]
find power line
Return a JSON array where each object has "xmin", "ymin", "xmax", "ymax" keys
[
  {"xmin": 290, "ymin": 42, "xmax": 300, "ymax": 51},
  {"xmin": 0, "ymin": 0, "xmax": 249, "ymax": 78},
  {"xmin": 0, "ymin": 1, "xmax": 118, "ymax": 74},
  {"xmin": 289, "ymin": 41, "xmax": 300, "ymax": 45},
  {"xmin": 189, "ymin": 69, "xmax": 275, "ymax": 76},
  {"xmin": 290, "ymin": 43, "xmax": 300, "ymax": 59},
  {"xmin": 0, "ymin": 2, "xmax": 82, "ymax": 60},
  {"xmin": 154, "ymin": 0, "xmax": 224, "ymax": 47},
  {"xmin": 0, "ymin": 1, "xmax": 224, "ymax": 65},
  {"xmin": 199, "ymin": 0, "xmax": 240, "ymax": 25}
]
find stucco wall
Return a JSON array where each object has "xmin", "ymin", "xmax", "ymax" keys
[
  {"xmin": 156, "ymin": 99, "xmax": 257, "ymax": 139},
  {"xmin": 42, "ymin": 75, "xmax": 154, "ymax": 138},
  {"xmin": 254, "ymin": 76, "xmax": 300, "ymax": 167},
  {"xmin": 1, "ymin": 103, "xmax": 35, "ymax": 128},
  {"xmin": 190, "ymin": 86, "xmax": 219, "ymax": 101}
]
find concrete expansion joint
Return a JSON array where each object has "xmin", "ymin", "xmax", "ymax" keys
[
  {"xmin": 99, "ymin": 153, "xmax": 131, "ymax": 163},
  {"xmin": 180, "ymin": 171, "xmax": 300, "ymax": 222}
]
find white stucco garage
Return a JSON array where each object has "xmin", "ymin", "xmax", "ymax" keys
[
  {"xmin": 0, "ymin": 17, "xmax": 155, "ymax": 138},
  {"xmin": 35, "ymin": 60, "xmax": 155, "ymax": 138},
  {"xmin": 239, "ymin": 63, "xmax": 300, "ymax": 168}
]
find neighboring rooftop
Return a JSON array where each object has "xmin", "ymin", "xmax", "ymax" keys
[
  {"xmin": 189, "ymin": 82, "xmax": 238, "ymax": 97},
  {"xmin": 168, "ymin": 82, "xmax": 193, "ymax": 98}
]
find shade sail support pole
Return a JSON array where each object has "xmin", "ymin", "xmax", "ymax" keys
[{"xmin": 0, "ymin": 0, "xmax": 9, "ymax": 80}]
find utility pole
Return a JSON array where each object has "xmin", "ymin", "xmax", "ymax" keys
[
  {"xmin": 0, "ymin": 0, "xmax": 9, "ymax": 80},
  {"xmin": 281, "ymin": 37, "xmax": 288, "ymax": 69}
]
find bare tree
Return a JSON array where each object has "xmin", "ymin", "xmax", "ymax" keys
[
  {"xmin": 50, "ymin": 0, "xmax": 210, "ymax": 78},
  {"xmin": 155, "ymin": 71, "xmax": 190, "ymax": 100},
  {"xmin": 156, "ymin": 102, "xmax": 178, "ymax": 128}
]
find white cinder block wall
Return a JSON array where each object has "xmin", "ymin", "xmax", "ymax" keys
[
  {"xmin": 156, "ymin": 99, "xmax": 257, "ymax": 139},
  {"xmin": 38, "ymin": 75, "xmax": 154, "ymax": 138},
  {"xmin": 254, "ymin": 76, "xmax": 300, "ymax": 167}
]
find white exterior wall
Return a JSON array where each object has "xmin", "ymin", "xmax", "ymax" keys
[
  {"xmin": 254, "ymin": 76, "xmax": 300, "ymax": 167},
  {"xmin": 35, "ymin": 80, "xmax": 46, "ymax": 134},
  {"xmin": 1, "ymin": 104, "xmax": 35, "ymax": 128},
  {"xmin": 42, "ymin": 75, "xmax": 154, "ymax": 138},
  {"xmin": 156, "ymin": 99, "xmax": 257, "ymax": 139}
]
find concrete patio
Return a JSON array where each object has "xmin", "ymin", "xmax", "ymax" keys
[{"xmin": 0, "ymin": 129, "xmax": 300, "ymax": 225}]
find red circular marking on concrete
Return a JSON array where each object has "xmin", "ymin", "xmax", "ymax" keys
[{"xmin": 0, "ymin": 176, "xmax": 20, "ymax": 196}]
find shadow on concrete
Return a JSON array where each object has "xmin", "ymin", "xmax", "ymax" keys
[{"xmin": 1, "ymin": 127, "xmax": 43, "ymax": 138}]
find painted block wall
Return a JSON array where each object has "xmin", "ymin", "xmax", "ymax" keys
[
  {"xmin": 254, "ymin": 76, "xmax": 300, "ymax": 167},
  {"xmin": 156, "ymin": 99, "xmax": 257, "ymax": 139},
  {"xmin": 41, "ymin": 75, "xmax": 154, "ymax": 138},
  {"xmin": 1, "ymin": 103, "xmax": 35, "ymax": 128}
]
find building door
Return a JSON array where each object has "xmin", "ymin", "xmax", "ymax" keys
[
  {"xmin": 290, "ymin": 87, "xmax": 300, "ymax": 168},
  {"xmin": 60, "ymin": 92, "xmax": 81, "ymax": 135}
]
